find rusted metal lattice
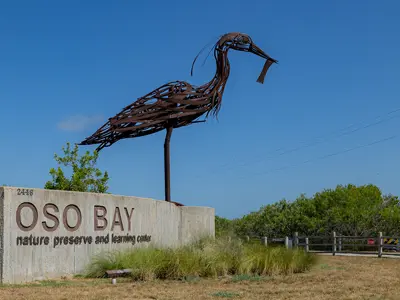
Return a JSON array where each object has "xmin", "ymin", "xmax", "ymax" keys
[{"xmin": 79, "ymin": 32, "xmax": 277, "ymax": 204}]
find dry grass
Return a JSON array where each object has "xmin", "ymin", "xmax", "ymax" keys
[{"xmin": 1, "ymin": 255, "xmax": 400, "ymax": 299}]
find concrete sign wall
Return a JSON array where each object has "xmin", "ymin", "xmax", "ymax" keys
[{"xmin": 0, "ymin": 187, "xmax": 215, "ymax": 284}]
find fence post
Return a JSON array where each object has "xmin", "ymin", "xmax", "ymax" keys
[
  {"xmin": 332, "ymin": 231, "xmax": 336, "ymax": 256},
  {"xmin": 285, "ymin": 236, "xmax": 289, "ymax": 249},
  {"xmin": 294, "ymin": 232, "xmax": 299, "ymax": 248},
  {"xmin": 338, "ymin": 237, "xmax": 342, "ymax": 252},
  {"xmin": 262, "ymin": 237, "xmax": 268, "ymax": 247},
  {"xmin": 378, "ymin": 232, "xmax": 382, "ymax": 258},
  {"xmin": 305, "ymin": 237, "xmax": 309, "ymax": 252}
]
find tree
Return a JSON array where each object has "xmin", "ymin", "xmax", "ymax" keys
[
  {"xmin": 215, "ymin": 216, "xmax": 235, "ymax": 237},
  {"xmin": 44, "ymin": 142, "xmax": 109, "ymax": 193},
  {"xmin": 216, "ymin": 183, "xmax": 400, "ymax": 239}
]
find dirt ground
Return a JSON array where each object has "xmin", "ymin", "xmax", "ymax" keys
[{"xmin": 1, "ymin": 255, "xmax": 399, "ymax": 300}]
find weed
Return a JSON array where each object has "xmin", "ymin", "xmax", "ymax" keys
[
  {"xmin": 84, "ymin": 237, "xmax": 317, "ymax": 281},
  {"xmin": 211, "ymin": 291, "xmax": 240, "ymax": 298}
]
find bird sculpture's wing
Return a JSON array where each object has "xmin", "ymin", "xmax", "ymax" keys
[{"xmin": 79, "ymin": 81, "xmax": 213, "ymax": 151}]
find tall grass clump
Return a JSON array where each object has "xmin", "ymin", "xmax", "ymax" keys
[{"xmin": 84, "ymin": 237, "xmax": 317, "ymax": 281}]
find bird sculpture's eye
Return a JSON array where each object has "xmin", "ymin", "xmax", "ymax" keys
[{"xmin": 240, "ymin": 37, "xmax": 250, "ymax": 44}]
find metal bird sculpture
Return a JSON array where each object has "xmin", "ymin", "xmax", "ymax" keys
[{"xmin": 79, "ymin": 32, "xmax": 277, "ymax": 204}]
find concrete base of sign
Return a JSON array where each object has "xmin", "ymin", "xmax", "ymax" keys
[{"xmin": 0, "ymin": 187, "xmax": 215, "ymax": 284}]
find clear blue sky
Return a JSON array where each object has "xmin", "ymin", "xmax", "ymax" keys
[{"xmin": 1, "ymin": 1, "xmax": 399, "ymax": 219}]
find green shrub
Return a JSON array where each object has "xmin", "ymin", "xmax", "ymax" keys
[{"xmin": 84, "ymin": 237, "xmax": 316, "ymax": 281}]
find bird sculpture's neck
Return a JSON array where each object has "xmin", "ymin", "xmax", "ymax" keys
[
  {"xmin": 197, "ymin": 39, "xmax": 232, "ymax": 117},
  {"xmin": 213, "ymin": 43, "xmax": 231, "ymax": 83}
]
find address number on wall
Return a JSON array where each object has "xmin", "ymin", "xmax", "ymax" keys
[{"xmin": 17, "ymin": 189, "xmax": 33, "ymax": 196}]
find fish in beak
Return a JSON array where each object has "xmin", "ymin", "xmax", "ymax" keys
[{"xmin": 250, "ymin": 43, "xmax": 278, "ymax": 84}]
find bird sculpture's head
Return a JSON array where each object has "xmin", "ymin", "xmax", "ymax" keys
[{"xmin": 218, "ymin": 32, "xmax": 278, "ymax": 84}]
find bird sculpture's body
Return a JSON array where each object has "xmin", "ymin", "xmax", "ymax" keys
[{"xmin": 79, "ymin": 32, "xmax": 277, "ymax": 204}]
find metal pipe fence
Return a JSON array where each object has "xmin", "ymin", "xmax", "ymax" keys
[{"xmin": 241, "ymin": 231, "xmax": 400, "ymax": 258}]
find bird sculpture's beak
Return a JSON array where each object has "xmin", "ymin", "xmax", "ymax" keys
[
  {"xmin": 250, "ymin": 43, "xmax": 277, "ymax": 84},
  {"xmin": 250, "ymin": 43, "xmax": 276, "ymax": 61}
]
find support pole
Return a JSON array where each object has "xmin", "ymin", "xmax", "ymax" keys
[
  {"xmin": 332, "ymin": 231, "xmax": 336, "ymax": 256},
  {"xmin": 164, "ymin": 126, "xmax": 173, "ymax": 202},
  {"xmin": 262, "ymin": 237, "xmax": 268, "ymax": 247},
  {"xmin": 378, "ymin": 232, "xmax": 383, "ymax": 258},
  {"xmin": 294, "ymin": 232, "xmax": 299, "ymax": 248}
]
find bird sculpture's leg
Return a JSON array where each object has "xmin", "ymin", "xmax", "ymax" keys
[{"xmin": 164, "ymin": 125, "xmax": 173, "ymax": 202}]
